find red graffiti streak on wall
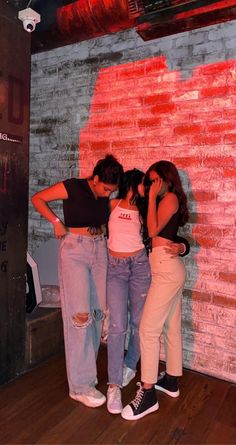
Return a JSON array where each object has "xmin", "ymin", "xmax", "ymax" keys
[
  {"xmin": 0, "ymin": 154, "xmax": 11, "ymax": 194},
  {"xmin": 0, "ymin": 74, "xmax": 25, "ymax": 125}
]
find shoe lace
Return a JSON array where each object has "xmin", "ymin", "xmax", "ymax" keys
[
  {"xmin": 131, "ymin": 382, "xmax": 144, "ymax": 409},
  {"xmin": 110, "ymin": 386, "xmax": 121, "ymax": 401}
]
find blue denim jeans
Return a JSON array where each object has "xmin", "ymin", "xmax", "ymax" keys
[
  {"xmin": 107, "ymin": 248, "xmax": 151, "ymax": 386},
  {"xmin": 58, "ymin": 233, "xmax": 107, "ymax": 395}
]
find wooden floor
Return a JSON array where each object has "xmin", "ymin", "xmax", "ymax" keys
[{"xmin": 0, "ymin": 346, "xmax": 235, "ymax": 445}]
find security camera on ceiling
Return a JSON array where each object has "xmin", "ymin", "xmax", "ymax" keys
[{"xmin": 18, "ymin": 7, "xmax": 41, "ymax": 33}]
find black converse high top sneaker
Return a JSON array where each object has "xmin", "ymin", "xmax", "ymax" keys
[
  {"xmin": 121, "ymin": 383, "xmax": 159, "ymax": 420},
  {"xmin": 155, "ymin": 372, "xmax": 180, "ymax": 397}
]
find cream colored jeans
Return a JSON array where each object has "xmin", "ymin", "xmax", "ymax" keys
[{"xmin": 140, "ymin": 246, "xmax": 186, "ymax": 384}]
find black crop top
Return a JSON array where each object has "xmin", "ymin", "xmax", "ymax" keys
[
  {"xmin": 158, "ymin": 207, "xmax": 180, "ymax": 241},
  {"xmin": 63, "ymin": 178, "xmax": 110, "ymax": 228}
]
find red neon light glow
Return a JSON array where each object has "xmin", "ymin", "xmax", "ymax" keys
[
  {"xmin": 79, "ymin": 55, "xmax": 236, "ymax": 378},
  {"xmin": 79, "ymin": 55, "xmax": 236, "ymax": 296}
]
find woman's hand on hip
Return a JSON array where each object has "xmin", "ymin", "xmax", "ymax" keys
[
  {"xmin": 164, "ymin": 243, "xmax": 181, "ymax": 258},
  {"xmin": 53, "ymin": 221, "xmax": 67, "ymax": 239}
]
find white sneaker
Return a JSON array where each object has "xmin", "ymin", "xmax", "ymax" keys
[
  {"xmin": 107, "ymin": 386, "xmax": 123, "ymax": 414},
  {"xmin": 69, "ymin": 387, "xmax": 106, "ymax": 408},
  {"xmin": 122, "ymin": 366, "xmax": 136, "ymax": 387}
]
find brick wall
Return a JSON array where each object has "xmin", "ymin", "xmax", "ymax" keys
[{"xmin": 29, "ymin": 22, "xmax": 236, "ymax": 382}]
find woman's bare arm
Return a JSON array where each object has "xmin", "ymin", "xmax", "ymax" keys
[
  {"xmin": 31, "ymin": 182, "xmax": 68, "ymax": 239},
  {"xmin": 148, "ymin": 186, "xmax": 178, "ymax": 238}
]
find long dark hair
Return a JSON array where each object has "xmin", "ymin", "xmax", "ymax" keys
[
  {"xmin": 118, "ymin": 169, "xmax": 149, "ymax": 247},
  {"xmin": 92, "ymin": 154, "xmax": 123, "ymax": 185},
  {"xmin": 145, "ymin": 160, "xmax": 189, "ymax": 226}
]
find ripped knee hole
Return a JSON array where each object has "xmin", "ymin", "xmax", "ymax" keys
[{"xmin": 72, "ymin": 312, "xmax": 92, "ymax": 328}]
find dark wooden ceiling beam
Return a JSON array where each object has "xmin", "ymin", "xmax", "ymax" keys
[
  {"xmin": 28, "ymin": 0, "xmax": 236, "ymax": 53},
  {"xmin": 137, "ymin": 0, "xmax": 236, "ymax": 40}
]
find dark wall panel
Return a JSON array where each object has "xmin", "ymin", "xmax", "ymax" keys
[{"xmin": 0, "ymin": 2, "xmax": 31, "ymax": 383}]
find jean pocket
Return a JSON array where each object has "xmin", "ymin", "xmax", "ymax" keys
[{"xmin": 62, "ymin": 241, "xmax": 75, "ymax": 250}]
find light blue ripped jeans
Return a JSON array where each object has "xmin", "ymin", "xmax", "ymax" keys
[
  {"xmin": 58, "ymin": 233, "xmax": 108, "ymax": 396},
  {"xmin": 107, "ymin": 248, "xmax": 151, "ymax": 387}
]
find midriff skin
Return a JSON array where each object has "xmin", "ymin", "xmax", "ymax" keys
[
  {"xmin": 109, "ymin": 248, "xmax": 143, "ymax": 258},
  {"xmin": 152, "ymin": 235, "xmax": 174, "ymax": 248},
  {"xmin": 69, "ymin": 228, "xmax": 143, "ymax": 256},
  {"xmin": 109, "ymin": 235, "xmax": 174, "ymax": 256},
  {"xmin": 68, "ymin": 226, "xmax": 104, "ymax": 236},
  {"xmin": 108, "ymin": 237, "xmax": 173, "ymax": 257}
]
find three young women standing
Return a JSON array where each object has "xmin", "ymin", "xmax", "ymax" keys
[{"xmin": 32, "ymin": 155, "xmax": 189, "ymax": 417}]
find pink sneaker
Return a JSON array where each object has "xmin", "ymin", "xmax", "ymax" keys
[{"xmin": 107, "ymin": 386, "xmax": 122, "ymax": 414}]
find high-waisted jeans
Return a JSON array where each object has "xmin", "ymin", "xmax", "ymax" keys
[
  {"xmin": 107, "ymin": 248, "xmax": 151, "ymax": 387},
  {"xmin": 140, "ymin": 246, "xmax": 186, "ymax": 384},
  {"xmin": 58, "ymin": 233, "xmax": 107, "ymax": 395}
]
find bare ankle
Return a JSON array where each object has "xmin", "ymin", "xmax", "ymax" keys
[{"xmin": 143, "ymin": 383, "xmax": 154, "ymax": 390}]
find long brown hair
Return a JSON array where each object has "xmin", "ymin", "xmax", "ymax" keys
[{"xmin": 145, "ymin": 160, "xmax": 189, "ymax": 226}]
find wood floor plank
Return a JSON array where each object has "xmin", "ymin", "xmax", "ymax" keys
[
  {"xmin": 202, "ymin": 385, "xmax": 236, "ymax": 445},
  {"xmin": 0, "ymin": 347, "xmax": 235, "ymax": 445},
  {"xmin": 150, "ymin": 371, "xmax": 232, "ymax": 445},
  {"xmin": 175, "ymin": 376, "xmax": 232, "ymax": 445}
]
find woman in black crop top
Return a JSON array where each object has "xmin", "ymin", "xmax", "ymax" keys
[
  {"xmin": 122, "ymin": 160, "xmax": 189, "ymax": 421},
  {"xmin": 32, "ymin": 155, "xmax": 123, "ymax": 409}
]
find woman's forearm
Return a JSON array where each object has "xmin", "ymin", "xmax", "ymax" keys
[
  {"xmin": 31, "ymin": 182, "xmax": 67, "ymax": 224},
  {"xmin": 31, "ymin": 195, "xmax": 60, "ymax": 224},
  {"xmin": 147, "ymin": 197, "xmax": 158, "ymax": 238}
]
